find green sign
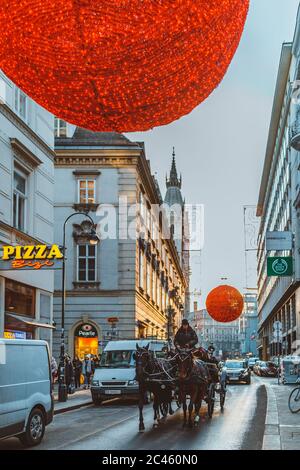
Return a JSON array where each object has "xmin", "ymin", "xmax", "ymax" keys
[{"xmin": 267, "ymin": 257, "xmax": 293, "ymax": 277}]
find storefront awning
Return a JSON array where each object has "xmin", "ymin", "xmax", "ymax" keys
[{"xmin": 5, "ymin": 313, "xmax": 55, "ymax": 330}]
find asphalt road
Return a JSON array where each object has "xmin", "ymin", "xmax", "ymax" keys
[{"xmin": 0, "ymin": 375, "xmax": 267, "ymax": 451}]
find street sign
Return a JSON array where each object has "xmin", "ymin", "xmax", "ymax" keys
[
  {"xmin": 267, "ymin": 257, "xmax": 293, "ymax": 277},
  {"xmin": 273, "ymin": 321, "xmax": 282, "ymax": 331},
  {"xmin": 273, "ymin": 334, "xmax": 283, "ymax": 343},
  {"xmin": 266, "ymin": 231, "xmax": 293, "ymax": 251}
]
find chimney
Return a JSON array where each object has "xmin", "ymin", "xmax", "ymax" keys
[{"xmin": 193, "ymin": 301, "xmax": 198, "ymax": 312}]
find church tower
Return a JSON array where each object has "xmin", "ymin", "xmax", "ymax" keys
[{"xmin": 164, "ymin": 148, "xmax": 190, "ymax": 313}]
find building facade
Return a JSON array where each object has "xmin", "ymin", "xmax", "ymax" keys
[
  {"xmin": 53, "ymin": 127, "xmax": 187, "ymax": 360},
  {"xmin": 187, "ymin": 304, "xmax": 240, "ymax": 359},
  {"xmin": 238, "ymin": 293, "xmax": 258, "ymax": 357},
  {"xmin": 0, "ymin": 71, "xmax": 55, "ymax": 346},
  {"xmin": 257, "ymin": 9, "xmax": 300, "ymax": 360}
]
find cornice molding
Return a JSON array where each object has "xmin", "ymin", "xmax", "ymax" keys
[
  {"xmin": 0, "ymin": 103, "xmax": 55, "ymax": 160},
  {"xmin": 10, "ymin": 138, "xmax": 42, "ymax": 169},
  {"xmin": 54, "ymin": 154, "xmax": 139, "ymax": 167}
]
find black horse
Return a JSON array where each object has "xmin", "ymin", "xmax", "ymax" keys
[
  {"xmin": 135, "ymin": 343, "xmax": 177, "ymax": 432},
  {"xmin": 175, "ymin": 347, "xmax": 210, "ymax": 427}
]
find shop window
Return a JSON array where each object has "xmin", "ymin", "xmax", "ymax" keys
[
  {"xmin": 77, "ymin": 244, "xmax": 96, "ymax": 282},
  {"xmin": 5, "ymin": 279, "xmax": 35, "ymax": 317},
  {"xmin": 74, "ymin": 323, "xmax": 98, "ymax": 360}
]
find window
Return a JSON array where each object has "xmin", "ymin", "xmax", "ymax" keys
[
  {"xmin": 5, "ymin": 279, "xmax": 35, "ymax": 317},
  {"xmin": 152, "ymin": 268, "xmax": 156, "ymax": 303},
  {"xmin": 54, "ymin": 118, "xmax": 67, "ymax": 137},
  {"xmin": 156, "ymin": 276, "xmax": 160, "ymax": 308},
  {"xmin": 146, "ymin": 261, "xmax": 151, "ymax": 296},
  {"xmin": 139, "ymin": 249, "xmax": 144, "ymax": 290},
  {"xmin": 77, "ymin": 245, "xmax": 96, "ymax": 282},
  {"xmin": 13, "ymin": 169, "xmax": 27, "ymax": 231},
  {"xmin": 14, "ymin": 88, "xmax": 27, "ymax": 120},
  {"xmin": 78, "ymin": 179, "xmax": 96, "ymax": 204}
]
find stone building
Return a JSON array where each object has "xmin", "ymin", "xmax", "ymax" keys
[
  {"xmin": 0, "ymin": 71, "xmax": 55, "ymax": 346},
  {"xmin": 53, "ymin": 127, "xmax": 187, "ymax": 360}
]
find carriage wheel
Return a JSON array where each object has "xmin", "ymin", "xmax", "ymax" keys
[
  {"xmin": 207, "ymin": 383, "xmax": 215, "ymax": 418},
  {"xmin": 160, "ymin": 402, "xmax": 169, "ymax": 417}
]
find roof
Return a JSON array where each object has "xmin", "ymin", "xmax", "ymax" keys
[
  {"xmin": 55, "ymin": 127, "xmax": 140, "ymax": 148},
  {"xmin": 256, "ymin": 43, "xmax": 292, "ymax": 218},
  {"xmin": 164, "ymin": 148, "xmax": 184, "ymax": 206},
  {"xmin": 164, "ymin": 186, "xmax": 184, "ymax": 207}
]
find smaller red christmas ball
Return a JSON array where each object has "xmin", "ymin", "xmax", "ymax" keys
[{"xmin": 206, "ymin": 285, "xmax": 244, "ymax": 323}]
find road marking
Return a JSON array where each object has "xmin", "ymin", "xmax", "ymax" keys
[{"xmin": 53, "ymin": 407, "xmax": 155, "ymax": 450}]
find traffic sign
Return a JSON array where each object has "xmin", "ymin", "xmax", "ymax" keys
[
  {"xmin": 273, "ymin": 321, "xmax": 282, "ymax": 331},
  {"xmin": 267, "ymin": 257, "xmax": 293, "ymax": 277}
]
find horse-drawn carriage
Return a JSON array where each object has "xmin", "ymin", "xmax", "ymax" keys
[{"xmin": 135, "ymin": 343, "xmax": 227, "ymax": 431}]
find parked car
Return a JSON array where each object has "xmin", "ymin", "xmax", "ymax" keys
[
  {"xmin": 254, "ymin": 361, "xmax": 278, "ymax": 377},
  {"xmin": 223, "ymin": 359, "xmax": 251, "ymax": 384},
  {"xmin": 248, "ymin": 357, "xmax": 260, "ymax": 371},
  {"xmin": 91, "ymin": 339, "xmax": 167, "ymax": 405},
  {"xmin": 0, "ymin": 339, "xmax": 54, "ymax": 447}
]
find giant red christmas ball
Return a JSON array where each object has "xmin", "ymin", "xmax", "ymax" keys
[
  {"xmin": 0, "ymin": 0, "xmax": 249, "ymax": 132},
  {"xmin": 206, "ymin": 285, "xmax": 244, "ymax": 323}
]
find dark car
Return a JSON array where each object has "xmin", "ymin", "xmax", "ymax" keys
[
  {"xmin": 254, "ymin": 361, "xmax": 278, "ymax": 377},
  {"xmin": 223, "ymin": 360, "xmax": 251, "ymax": 385}
]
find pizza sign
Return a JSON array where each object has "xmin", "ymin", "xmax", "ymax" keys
[{"xmin": 0, "ymin": 244, "xmax": 63, "ymax": 270}]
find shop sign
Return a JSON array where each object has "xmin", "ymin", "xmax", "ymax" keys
[
  {"xmin": 266, "ymin": 231, "xmax": 293, "ymax": 251},
  {"xmin": 75, "ymin": 324, "xmax": 98, "ymax": 338},
  {"xmin": 4, "ymin": 330, "xmax": 27, "ymax": 340},
  {"xmin": 267, "ymin": 257, "xmax": 293, "ymax": 277},
  {"xmin": 0, "ymin": 244, "xmax": 63, "ymax": 271}
]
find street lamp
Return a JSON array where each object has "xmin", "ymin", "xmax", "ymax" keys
[{"xmin": 58, "ymin": 212, "xmax": 99, "ymax": 402}]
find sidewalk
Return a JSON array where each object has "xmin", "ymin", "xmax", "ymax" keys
[
  {"xmin": 53, "ymin": 386, "xmax": 93, "ymax": 415},
  {"xmin": 263, "ymin": 379, "xmax": 300, "ymax": 450}
]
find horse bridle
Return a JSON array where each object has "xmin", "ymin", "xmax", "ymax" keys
[{"xmin": 176, "ymin": 348, "xmax": 195, "ymax": 378}]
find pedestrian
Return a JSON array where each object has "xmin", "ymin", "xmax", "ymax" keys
[
  {"xmin": 73, "ymin": 356, "xmax": 82, "ymax": 389},
  {"xmin": 92, "ymin": 354, "xmax": 101, "ymax": 370},
  {"xmin": 50, "ymin": 356, "xmax": 58, "ymax": 384},
  {"xmin": 65, "ymin": 355, "xmax": 75, "ymax": 394},
  {"xmin": 82, "ymin": 355, "xmax": 92, "ymax": 389}
]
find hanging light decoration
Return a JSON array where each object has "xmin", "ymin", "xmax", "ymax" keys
[
  {"xmin": 0, "ymin": 0, "xmax": 249, "ymax": 132},
  {"xmin": 206, "ymin": 285, "xmax": 244, "ymax": 323}
]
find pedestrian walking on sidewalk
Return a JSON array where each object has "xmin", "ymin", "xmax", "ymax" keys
[
  {"xmin": 50, "ymin": 356, "xmax": 58, "ymax": 384},
  {"xmin": 82, "ymin": 355, "xmax": 92, "ymax": 389},
  {"xmin": 73, "ymin": 356, "xmax": 82, "ymax": 389},
  {"xmin": 65, "ymin": 355, "xmax": 75, "ymax": 394}
]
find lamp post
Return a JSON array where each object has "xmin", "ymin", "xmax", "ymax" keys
[{"xmin": 58, "ymin": 212, "xmax": 99, "ymax": 402}]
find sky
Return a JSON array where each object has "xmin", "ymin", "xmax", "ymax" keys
[{"xmin": 127, "ymin": 0, "xmax": 300, "ymax": 310}]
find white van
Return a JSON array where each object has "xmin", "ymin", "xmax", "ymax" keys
[
  {"xmin": 91, "ymin": 339, "xmax": 167, "ymax": 405},
  {"xmin": 0, "ymin": 339, "xmax": 54, "ymax": 447}
]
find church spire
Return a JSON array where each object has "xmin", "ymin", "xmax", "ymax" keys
[{"xmin": 166, "ymin": 147, "xmax": 182, "ymax": 189}]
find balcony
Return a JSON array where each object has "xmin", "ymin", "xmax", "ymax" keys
[{"xmin": 290, "ymin": 120, "xmax": 300, "ymax": 151}]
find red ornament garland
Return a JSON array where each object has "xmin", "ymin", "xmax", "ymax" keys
[
  {"xmin": 206, "ymin": 285, "xmax": 244, "ymax": 323},
  {"xmin": 0, "ymin": 0, "xmax": 249, "ymax": 132}
]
